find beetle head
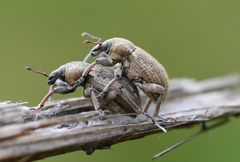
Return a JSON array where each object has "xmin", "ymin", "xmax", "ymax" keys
[
  {"xmin": 83, "ymin": 36, "xmax": 136, "ymax": 63},
  {"xmin": 90, "ymin": 40, "xmax": 112, "ymax": 57},
  {"xmin": 48, "ymin": 65, "xmax": 66, "ymax": 85},
  {"xmin": 48, "ymin": 62, "xmax": 89, "ymax": 86},
  {"xmin": 90, "ymin": 38, "xmax": 136, "ymax": 63}
]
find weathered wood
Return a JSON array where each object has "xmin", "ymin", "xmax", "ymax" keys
[{"xmin": 0, "ymin": 74, "xmax": 239, "ymax": 162}]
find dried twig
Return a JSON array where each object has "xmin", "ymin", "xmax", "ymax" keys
[{"xmin": 0, "ymin": 74, "xmax": 239, "ymax": 162}]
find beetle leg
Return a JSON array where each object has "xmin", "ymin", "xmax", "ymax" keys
[
  {"xmin": 134, "ymin": 82, "xmax": 165, "ymax": 95},
  {"xmin": 53, "ymin": 84, "xmax": 78, "ymax": 94},
  {"xmin": 82, "ymin": 62, "xmax": 97, "ymax": 76},
  {"xmin": 81, "ymin": 57, "xmax": 120, "ymax": 100},
  {"xmin": 143, "ymin": 98, "xmax": 152, "ymax": 113},
  {"xmin": 120, "ymin": 91, "xmax": 167, "ymax": 132},
  {"xmin": 89, "ymin": 88, "xmax": 101, "ymax": 111},
  {"xmin": 76, "ymin": 58, "xmax": 115, "ymax": 88},
  {"xmin": 97, "ymin": 78, "xmax": 117, "ymax": 99},
  {"xmin": 89, "ymin": 88, "xmax": 108, "ymax": 120},
  {"xmin": 97, "ymin": 63, "xmax": 123, "ymax": 99},
  {"xmin": 74, "ymin": 62, "xmax": 97, "ymax": 88},
  {"xmin": 47, "ymin": 86, "xmax": 54, "ymax": 102},
  {"xmin": 37, "ymin": 82, "xmax": 78, "ymax": 109},
  {"xmin": 134, "ymin": 82, "xmax": 165, "ymax": 117},
  {"xmin": 154, "ymin": 93, "xmax": 166, "ymax": 117},
  {"xmin": 37, "ymin": 90, "xmax": 55, "ymax": 109},
  {"xmin": 97, "ymin": 88, "xmax": 119, "ymax": 105}
]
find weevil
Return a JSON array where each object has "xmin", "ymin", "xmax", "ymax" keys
[
  {"xmin": 37, "ymin": 62, "xmax": 140, "ymax": 114},
  {"xmin": 79, "ymin": 33, "xmax": 169, "ymax": 118},
  {"xmin": 32, "ymin": 62, "xmax": 166, "ymax": 131}
]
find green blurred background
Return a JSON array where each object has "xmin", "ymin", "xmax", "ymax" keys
[{"xmin": 0, "ymin": 0, "xmax": 240, "ymax": 161}]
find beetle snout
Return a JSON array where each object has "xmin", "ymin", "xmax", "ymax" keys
[
  {"xmin": 48, "ymin": 76, "xmax": 56, "ymax": 85},
  {"xmin": 91, "ymin": 50, "xmax": 99, "ymax": 56},
  {"xmin": 90, "ymin": 46, "xmax": 101, "ymax": 57}
]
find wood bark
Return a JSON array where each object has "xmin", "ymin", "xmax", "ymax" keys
[{"xmin": 0, "ymin": 74, "xmax": 239, "ymax": 162}]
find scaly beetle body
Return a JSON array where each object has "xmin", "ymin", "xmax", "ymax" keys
[{"xmin": 82, "ymin": 37, "xmax": 169, "ymax": 117}]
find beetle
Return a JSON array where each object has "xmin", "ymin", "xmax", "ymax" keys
[{"xmin": 79, "ymin": 33, "xmax": 169, "ymax": 119}]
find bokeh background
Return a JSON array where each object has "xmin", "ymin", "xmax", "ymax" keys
[{"xmin": 0, "ymin": 0, "xmax": 240, "ymax": 162}]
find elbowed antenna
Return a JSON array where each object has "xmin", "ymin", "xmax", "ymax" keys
[
  {"xmin": 81, "ymin": 32, "xmax": 102, "ymax": 42},
  {"xmin": 25, "ymin": 66, "xmax": 49, "ymax": 78},
  {"xmin": 81, "ymin": 32, "xmax": 103, "ymax": 63},
  {"xmin": 83, "ymin": 40, "xmax": 102, "ymax": 45},
  {"xmin": 82, "ymin": 40, "xmax": 102, "ymax": 63}
]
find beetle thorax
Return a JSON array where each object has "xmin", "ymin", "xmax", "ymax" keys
[
  {"xmin": 108, "ymin": 38, "xmax": 136, "ymax": 62},
  {"xmin": 64, "ymin": 62, "xmax": 89, "ymax": 85}
]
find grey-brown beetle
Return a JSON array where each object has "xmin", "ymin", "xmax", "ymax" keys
[
  {"xmin": 79, "ymin": 33, "xmax": 169, "ymax": 119},
  {"xmin": 33, "ymin": 61, "xmax": 166, "ymax": 131}
]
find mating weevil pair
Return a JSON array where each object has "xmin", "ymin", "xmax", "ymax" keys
[
  {"xmin": 33, "ymin": 33, "xmax": 169, "ymax": 132},
  {"xmin": 34, "ymin": 61, "xmax": 166, "ymax": 131},
  {"xmin": 37, "ymin": 62, "xmax": 142, "ymax": 116}
]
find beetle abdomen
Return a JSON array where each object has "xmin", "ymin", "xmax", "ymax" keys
[{"xmin": 126, "ymin": 47, "xmax": 169, "ymax": 101}]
